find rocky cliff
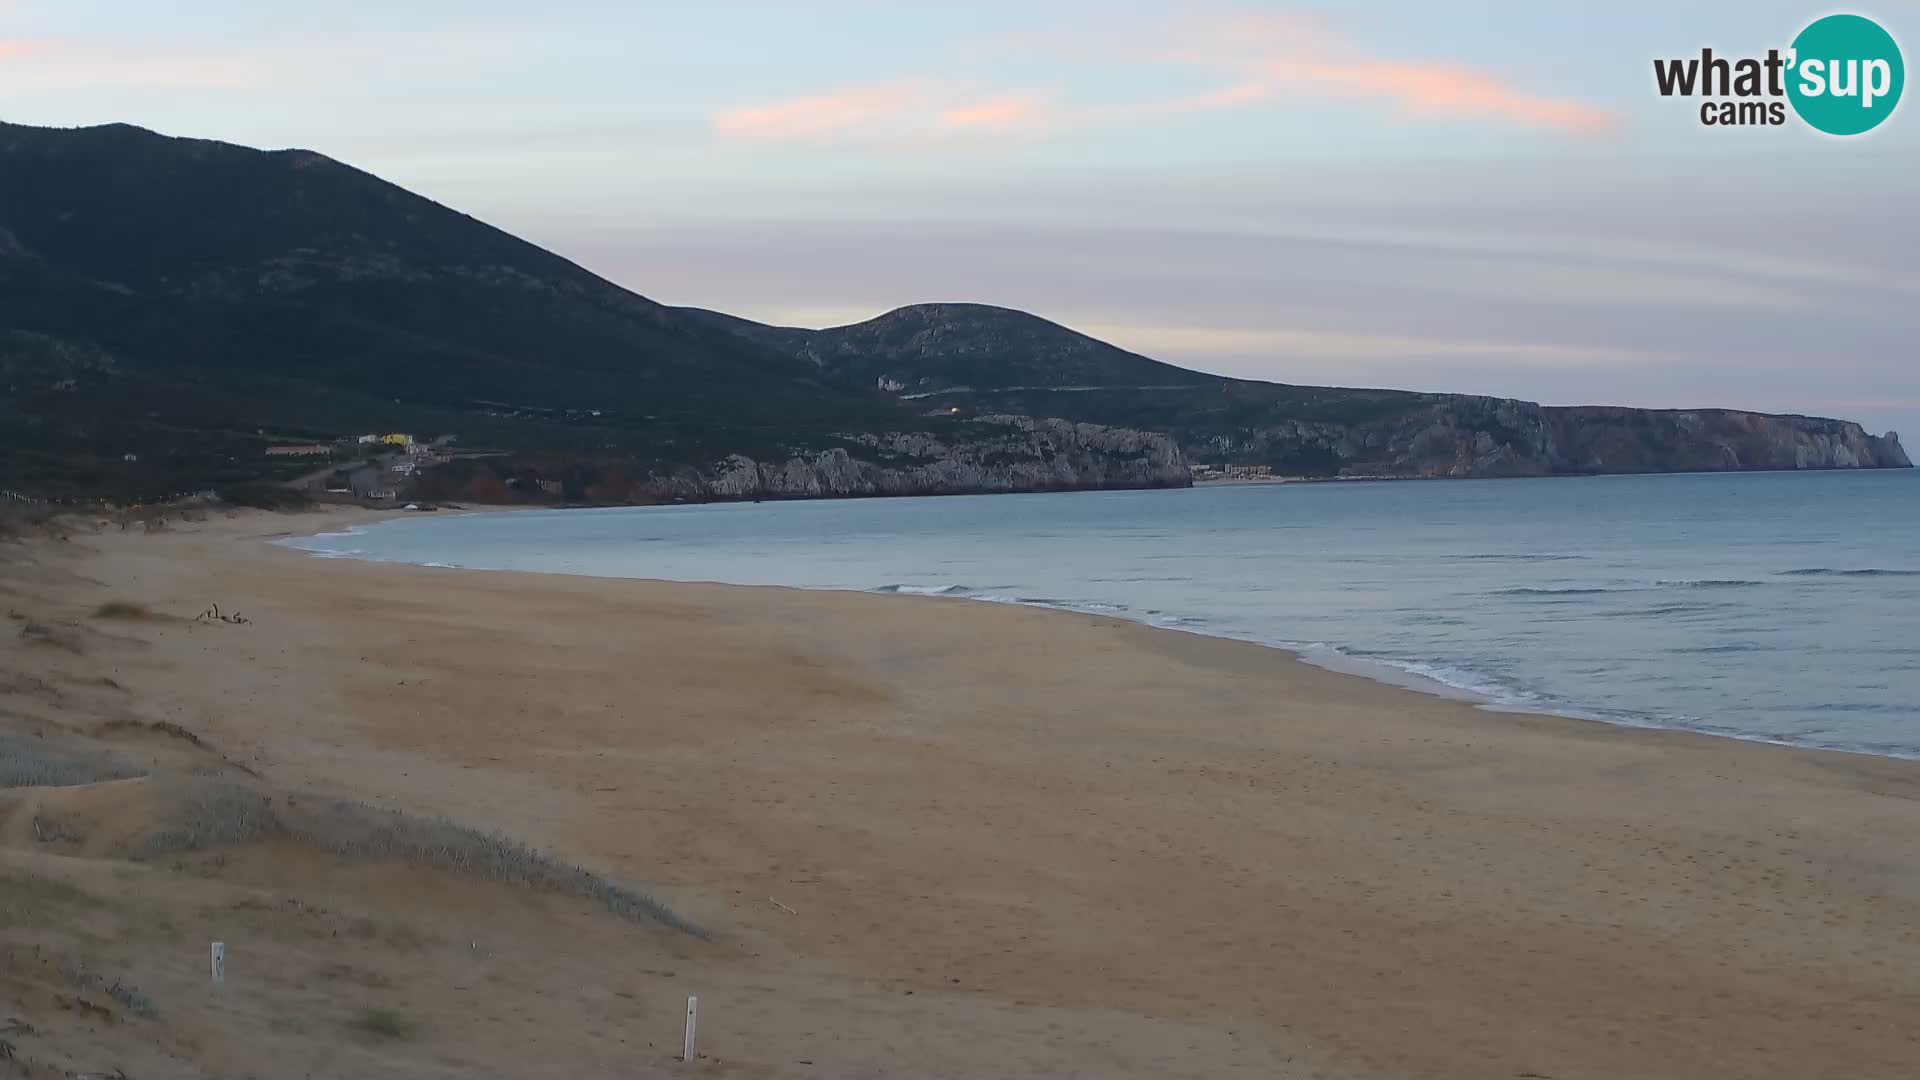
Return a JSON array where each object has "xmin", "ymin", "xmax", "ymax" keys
[
  {"xmin": 652, "ymin": 416, "xmax": 1189, "ymax": 499},
  {"xmin": 416, "ymin": 416, "xmax": 1190, "ymax": 504},
  {"xmin": 1198, "ymin": 396, "xmax": 1909, "ymax": 478}
]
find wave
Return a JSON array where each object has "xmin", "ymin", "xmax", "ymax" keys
[
  {"xmin": 1667, "ymin": 642, "xmax": 1767, "ymax": 655},
  {"xmin": 1393, "ymin": 660, "xmax": 1542, "ymax": 704},
  {"xmin": 278, "ymin": 523, "xmax": 374, "ymax": 547},
  {"xmin": 873, "ymin": 583, "xmax": 972, "ymax": 596},
  {"xmin": 1780, "ymin": 568, "xmax": 1920, "ymax": 578},
  {"xmin": 297, "ymin": 547, "xmax": 373, "ymax": 560},
  {"xmin": 1494, "ymin": 579, "xmax": 1762, "ymax": 597},
  {"xmin": 1595, "ymin": 603, "xmax": 1720, "ymax": 618},
  {"xmin": 872, "ymin": 585, "xmax": 1135, "ymax": 619},
  {"xmin": 1447, "ymin": 553, "xmax": 1589, "ymax": 562},
  {"xmin": 1295, "ymin": 643, "xmax": 1546, "ymax": 708}
]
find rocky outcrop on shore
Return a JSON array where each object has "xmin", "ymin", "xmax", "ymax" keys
[{"xmin": 647, "ymin": 416, "xmax": 1190, "ymax": 500}]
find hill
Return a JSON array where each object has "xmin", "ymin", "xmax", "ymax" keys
[
  {"xmin": 694, "ymin": 305, "xmax": 1912, "ymax": 478},
  {"xmin": 1, "ymin": 120, "xmax": 1904, "ymax": 503},
  {"xmin": 680, "ymin": 302, "xmax": 1214, "ymax": 395},
  {"xmin": 0, "ymin": 123, "xmax": 1183, "ymax": 501}
]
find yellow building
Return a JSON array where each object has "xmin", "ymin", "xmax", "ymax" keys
[{"xmin": 382, "ymin": 433, "xmax": 414, "ymax": 447}]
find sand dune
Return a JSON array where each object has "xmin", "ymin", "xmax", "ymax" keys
[{"xmin": 3, "ymin": 507, "xmax": 1919, "ymax": 1078}]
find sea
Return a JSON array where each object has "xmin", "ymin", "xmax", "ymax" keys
[{"xmin": 286, "ymin": 470, "xmax": 1920, "ymax": 758}]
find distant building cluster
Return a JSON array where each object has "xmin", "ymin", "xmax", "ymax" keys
[
  {"xmin": 1189, "ymin": 463, "xmax": 1275, "ymax": 481},
  {"xmin": 279, "ymin": 432, "xmax": 461, "ymax": 504},
  {"xmin": 267, "ymin": 433, "xmax": 425, "ymax": 458}
]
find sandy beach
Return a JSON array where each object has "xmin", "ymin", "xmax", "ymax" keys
[{"xmin": 4, "ymin": 505, "xmax": 1920, "ymax": 1078}]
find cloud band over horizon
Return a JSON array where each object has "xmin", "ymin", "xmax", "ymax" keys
[{"xmin": 711, "ymin": 13, "xmax": 1620, "ymax": 142}]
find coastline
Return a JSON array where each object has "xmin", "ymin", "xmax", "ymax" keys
[
  {"xmin": 279, "ymin": 499, "xmax": 1916, "ymax": 764},
  {"xmin": 283, "ymin": 508, "xmax": 1551, "ymax": 732},
  {"xmin": 7, "ymin": 505, "xmax": 1920, "ymax": 1077}
]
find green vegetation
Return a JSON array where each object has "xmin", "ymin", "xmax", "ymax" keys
[
  {"xmin": 347, "ymin": 1006, "xmax": 416, "ymax": 1040},
  {"xmin": 55, "ymin": 958, "xmax": 161, "ymax": 1019},
  {"xmin": 681, "ymin": 302, "xmax": 1217, "ymax": 396},
  {"xmin": 214, "ymin": 484, "xmax": 315, "ymax": 511},
  {"xmin": 0, "ymin": 121, "xmax": 951, "ymax": 501},
  {"xmin": 90, "ymin": 600, "xmax": 152, "ymax": 619},
  {"xmin": 105, "ymin": 978, "xmax": 160, "ymax": 1019}
]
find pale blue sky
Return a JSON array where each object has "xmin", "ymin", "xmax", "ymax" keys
[{"xmin": 4, "ymin": 1, "xmax": 1916, "ymax": 438}]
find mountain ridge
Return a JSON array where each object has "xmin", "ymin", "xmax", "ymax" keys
[
  {"xmin": 690, "ymin": 303, "xmax": 1910, "ymax": 478},
  {"xmin": 0, "ymin": 121, "xmax": 1183, "ymax": 501},
  {"xmin": 1, "ymin": 120, "xmax": 1906, "ymax": 504}
]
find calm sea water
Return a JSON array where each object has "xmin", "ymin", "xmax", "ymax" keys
[{"xmin": 289, "ymin": 471, "xmax": 1920, "ymax": 757}]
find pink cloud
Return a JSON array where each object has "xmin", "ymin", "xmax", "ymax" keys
[
  {"xmin": 0, "ymin": 38, "xmax": 259, "ymax": 89},
  {"xmin": 1263, "ymin": 58, "xmax": 1618, "ymax": 134},
  {"xmin": 942, "ymin": 95, "xmax": 1049, "ymax": 132},
  {"xmin": 715, "ymin": 85, "xmax": 1062, "ymax": 144},
  {"xmin": 712, "ymin": 11, "xmax": 1618, "ymax": 144},
  {"xmin": 1150, "ymin": 12, "xmax": 1618, "ymax": 135},
  {"xmin": 713, "ymin": 83, "xmax": 927, "ymax": 140}
]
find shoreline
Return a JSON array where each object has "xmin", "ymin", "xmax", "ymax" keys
[
  {"xmin": 276, "ymin": 503, "xmax": 1919, "ymax": 765},
  {"xmin": 13, "ymin": 505, "xmax": 1920, "ymax": 1076}
]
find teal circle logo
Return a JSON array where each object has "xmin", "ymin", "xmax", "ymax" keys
[{"xmin": 1787, "ymin": 14, "xmax": 1904, "ymax": 135}]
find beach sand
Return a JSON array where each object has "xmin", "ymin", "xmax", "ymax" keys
[{"xmin": 4, "ymin": 506, "xmax": 1919, "ymax": 1078}]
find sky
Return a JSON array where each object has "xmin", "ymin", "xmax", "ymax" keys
[{"xmin": 4, "ymin": 1, "xmax": 1917, "ymax": 439}]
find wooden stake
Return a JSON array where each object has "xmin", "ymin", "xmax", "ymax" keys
[
  {"xmin": 683, "ymin": 995, "xmax": 699, "ymax": 1063},
  {"xmin": 210, "ymin": 941, "xmax": 226, "ymax": 984}
]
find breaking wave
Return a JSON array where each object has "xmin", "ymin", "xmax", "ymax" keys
[{"xmin": 1780, "ymin": 568, "xmax": 1920, "ymax": 578}]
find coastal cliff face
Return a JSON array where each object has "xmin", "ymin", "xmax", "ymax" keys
[
  {"xmin": 648, "ymin": 416, "xmax": 1189, "ymax": 499},
  {"xmin": 1201, "ymin": 397, "xmax": 1910, "ymax": 478},
  {"xmin": 416, "ymin": 416, "xmax": 1190, "ymax": 504}
]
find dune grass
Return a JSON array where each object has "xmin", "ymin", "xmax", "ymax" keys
[
  {"xmin": 132, "ymin": 780, "xmax": 700, "ymax": 935},
  {"xmin": 16, "ymin": 619, "xmax": 83, "ymax": 653},
  {"xmin": 107, "ymin": 978, "xmax": 160, "ymax": 1019},
  {"xmin": 90, "ymin": 600, "xmax": 153, "ymax": 619},
  {"xmin": 347, "ymin": 1005, "xmax": 415, "ymax": 1040},
  {"xmin": 58, "ymin": 958, "xmax": 160, "ymax": 1019},
  {"xmin": 0, "ymin": 732, "xmax": 146, "ymax": 788}
]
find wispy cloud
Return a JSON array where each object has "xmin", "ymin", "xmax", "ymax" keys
[
  {"xmin": 1255, "ymin": 58, "xmax": 1616, "ymax": 133},
  {"xmin": 713, "ymin": 82, "xmax": 929, "ymax": 140},
  {"xmin": 0, "ymin": 21, "xmax": 553, "ymax": 98},
  {"xmin": 1118, "ymin": 10, "xmax": 1618, "ymax": 135},
  {"xmin": 715, "ymin": 9, "xmax": 1618, "ymax": 144},
  {"xmin": 1086, "ymin": 324, "xmax": 1664, "ymax": 367},
  {"xmin": 941, "ymin": 95, "xmax": 1051, "ymax": 133},
  {"xmin": 0, "ymin": 39, "xmax": 259, "ymax": 90}
]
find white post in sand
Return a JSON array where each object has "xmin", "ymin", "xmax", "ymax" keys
[
  {"xmin": 210, "ymin": 941, "xmax": 226, "ymax": 984},
  {"xmin": 683, "ymin": 995, "xmax": 699, "ymax": 1063}
]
